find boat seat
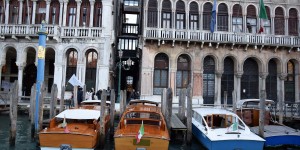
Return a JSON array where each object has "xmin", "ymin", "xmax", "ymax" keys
[{"xmin": 126, "ymin": 119, "xmax": 160, "ymax": 126}]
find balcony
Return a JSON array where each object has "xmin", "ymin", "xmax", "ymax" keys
[
  {"xmin": 145, "ymin": 28, "xmax": 300, "ymax": 48},
  {"xmin": 0, "ymin": 24, "xmax": 102, "ymax": 41}
]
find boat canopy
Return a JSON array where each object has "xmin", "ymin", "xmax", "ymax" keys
[
  {"xmin": 236, "ymin": 99, "xmax": 275, "ymax": 109},
  {"xmin": 81, "ymin": 100, "xmax": 111, "ymax": 104},
  {"xmin": 56, "ymin": 109, "xmax": 100, "ymax": 120}
]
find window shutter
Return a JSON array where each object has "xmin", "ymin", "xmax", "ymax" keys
[
  {"xmin": 232, "ymin": 4, "xmax": 242, "ymax": 17},
  {"xmin": 247, "ymin": 5, "xmax": 256, "ymax": 18},
  {"xmin": 189, "ymin": 2, "xmax": 198, "ymax": 14}
]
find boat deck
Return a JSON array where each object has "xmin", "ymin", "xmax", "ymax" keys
[{"xmin": 251, "ymin": 125, "xmax": 300, "ymax": 137}]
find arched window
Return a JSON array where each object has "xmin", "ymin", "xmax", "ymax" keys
[
  {"xmin": 66, "ymin": 49, "xmax": 78, "ymax": 90},
  {"xmin": 176, "ymin": 54, "xmax": 191, "ymax": 95},
  {"xmin": 285, "ymin": 61, "xmax": 295, "ymax": 102},
  {"xmin": 49, "ymin": 0, "xmax": 60, "ymax": 25},
  {"xmin": 94, "ymin": 1, "xmax": 102, "ymax": 27},
  {"xmin": 67, "ymin": 0, "xmax": 77, "ymax": 27},
  {"xmin": 203, "ymin": 2, "xmax": 212, "ymax": 31},
  {"xmin": 203, "ymin": 56, "xmax": 215, "ymax": 104},
  {"xmin": 0, "ymin": 3, "xmax": 4, "ymax": 23},
  {"xmin": 80, "ymin": 1, "xmax": 90, "ymax": 26},
  {"xmin": 161, "ymin": 0, "xmax": 172, "ymax": 28},
  {"xmin": 289, "ymin": 8, "xmax": 298, "ymax": 36},
  {"xmin": 147, "ymin": 0, "xmax": 157, "ymax": 27},
  {"xmin": 189, "ymin": 2, "xmax": 198, "ymax": 30},
  {"xmin": 266, "ymin": 59, "xmax": 277, "ymax": 101},
  {"xmin": 263, "ymin": 6, "xmax": 271, "ymax": 34},
  {"xmin": 35, "ymin": 1, "xmax": 46, "ymax": 24},
  {"xmin": 176, "ymin": 0, "xmax": 185, "ymax": 29},
  {"xmin": 246, "ymin": 5, "xmax": 256, "ymax": 33},
  {"xmin": 85, "ymin": 50, "xmax": 97, "ymax": 90},
  {"xmin": 275, "ymin": 7, "xmax": 285, "ymax": 35},
  {"xmin": 153, "ymin": 53, "xmax": 169, "ymax": 95},
  {"xmin": 9, "ymin": 0, "xmax": 19, "ymax": 24},
  {"xmin": 217, "ymin": 3, "xmax": 228, "ymax": 31},
  {"xmin": 221, "ymin": 57, "xmax": 234, "ymax": 104},
  {"xmin": 22, "ymin": 0, "xmax": 32, "ymax": 24},
  {"xmin": 241, "ymin": 58, "xmax": 259, "ymax": 99},
  {"xmin": 232, "ymin": 4, "xmax": 243, "ymax": 33}
]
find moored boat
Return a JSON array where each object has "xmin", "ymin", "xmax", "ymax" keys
[
  {"xmin": 39, "ymin": 100, "xmax": 110, "ymax": 150},
  {"xmin": 236, "ymin": 99, "xmax": 300, "ymax": 147},
  {"xmin": 192, "ymin": 107, "xmax": 265, "ymax": 150},
  {"xmin": 114, "ymin": 100, "xmax": 170, "ymax": 150}
]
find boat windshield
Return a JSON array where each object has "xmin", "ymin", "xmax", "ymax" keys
[
  {"xmin": 124, "ymin": 112, "xmax": 161, "ymax": 120},
  {"xmin": 203, "ymin": 114, "xmax": 246, "ymax": 131}
]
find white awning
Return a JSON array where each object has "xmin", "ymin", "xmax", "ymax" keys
[{"xmin": 56, "ymin": 109, "xmax": 100, "ymax": 120}]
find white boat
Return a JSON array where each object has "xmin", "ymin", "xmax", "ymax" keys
[
  {"xmin": 192, "ymin": 107, "xmax": 265, "ymax": 150},
  {"xmin": 236, "ymin": 99, "xmax": 300, "ymax": 147}
]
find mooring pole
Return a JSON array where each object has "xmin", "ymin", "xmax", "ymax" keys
[{"xmin": 35, "ymin": 21, "xmax": 47, "ymax": 134}]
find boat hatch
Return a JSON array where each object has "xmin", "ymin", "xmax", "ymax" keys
[
  {"xmin": 60, "ymin": 144, "xmax": 72, "ymax": 150},
  {"xmin": 133, "ymin": 139, "xmax": 150, "ymax": 146}
]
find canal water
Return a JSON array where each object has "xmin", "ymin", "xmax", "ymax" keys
[{"xmin": 0, "ymin": 114, "xmax": 299, "ymax": 150}]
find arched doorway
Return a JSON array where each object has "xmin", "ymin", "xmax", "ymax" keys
[
  {"xmin": 285, "ymin": 60, "xmax": 295, "ymax": 102},
  {"xmin": 241, "ymin": 58, "xmax": 259, "ymax": 99},
  {"xmin": 203, "ymin": 56, "xmax": 215, "ymax": 104},
  {"xmin": 266, "ymin": 59, "xmax": 277, "ymax": 101},
  {"xmin": 85, "ymin": 50, "xmax": 97, "ymax": 90},
  {"xmin": 23, "ymin": 64, "xmax": 37, "ymax": 96},
  {"xmin": 176, "ymin": 54, "xmax": 191, "ymax": 95},
  {"xmin": 221, "ymin": 57, "xmax": 234, "ymax": 104}
]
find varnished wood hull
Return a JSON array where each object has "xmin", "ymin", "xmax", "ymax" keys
[
  {"xmin": 114, "ymin": 136, "xmax": 169, "ymax": 150},
  {"xmin": 39, "ymin": 132, "xmax": 99, "ymax": 149}
]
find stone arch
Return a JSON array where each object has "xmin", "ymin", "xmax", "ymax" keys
[{"xmin": 241, "ymin": 56, "xmax": 264, "ymax": 73}]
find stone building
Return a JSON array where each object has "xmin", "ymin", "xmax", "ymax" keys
[
  {"xmin": 0, "ymin": 0, "xmax": 114, "ymax": 98},
  {"xmin": 140, "ymin": 0, "xmax": 300, "ymax": 104}
]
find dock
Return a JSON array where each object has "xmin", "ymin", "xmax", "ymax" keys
[{"xmin": 170, "ymin": 113, "xmax": 187, "ymax": 141}]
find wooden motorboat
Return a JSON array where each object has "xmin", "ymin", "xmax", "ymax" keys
[
  {"xmin": 236, "ymin": 99, "xmax": 300, "ymax": 147},
  {"xmin": 192, "ymin": 107, "xmax": 265, "ymax": 150},
  {"xmin": 114, "ymin": 100, "xmax": 170, "ymax": 150},
  {"xmin": 39, "ymin": 100, "xmax": 110, "ymax": 150}
]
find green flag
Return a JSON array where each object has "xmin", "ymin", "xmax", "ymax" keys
[{"xmin": 259, "ymin": 0, "xmax": 267, "ymax": 19}]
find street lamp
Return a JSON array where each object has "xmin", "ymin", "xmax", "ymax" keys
[{"xmin": 117, "ymin": 50, "xmax": 133, "ymax": 103}]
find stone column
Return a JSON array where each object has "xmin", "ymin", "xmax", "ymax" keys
[
  {"xmin": 271, "ymin": 17, "xmax": 275, "ymax": 35},
  {"xmin": 101, "ymin": 0, "xmax": 113, "ymax": 34},
  {"xmin": 75, "ymin": 0, "xmax": 81, "ymax": 27},
  {"xmin": 89, "ymin": 0, "xmax": 95, "ymax": 27},
  {"xmin": 259, "ymin": 73, "xmax": 268, "ymax": 96},
  {"xmin": 45, "ymin": 0, "xmax": 51, "ymax": 23},
  {"xmin": 235, "ymin": 72, "xmax": 243, "ymax": 102},
  {"xmin": 199, "ymin": 11, "xmax": 203, "ymax": 30},
  {"xmin": 59, "ymin": 0, "xmax": 64, "ymax": 26},
  {"xmin": 18, "ymin": 0, "xmax": 24, "ymax": 24},
  {"xmin": 169, "ymin": 68, "xmax": 176, "ymax": 97},
  {"xmin": 296, "ymin": 73, "xmax": 299, "ymax": 102},
  {"xmin": 17, "ymin": 64, "xmax": 25, "ymax": 97},
  {"xmin": 4, "ymin": 0, "xmax": 10, "ymax": 24},
  {"xmin": 31, "ymin": 0, "xmax": 37, "ymax": 24},
  {"xmin": 215, "ymin": 71, "xmax": 223, "ymax": 105},
  {"xmin": 278, "ymin": 74, "xmax": 286, "ymax": 124},
  {"xmin": 0, "ymin": 64, "xmax": 3, "ymax": 89},
  {"xmin": 285, "ymin": 16, "xmax": 288, "ymax": 36},
  {"xmin": 192, "ymin": 71, "xmax": 202, "ymax": 97},
  {"xmin": 62, "ymin": 0, "xmax": 68, "ymax": 26}
]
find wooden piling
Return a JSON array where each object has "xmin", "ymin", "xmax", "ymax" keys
[
  {"xmin": 259, "ymin": 90, "xmax": 266, "ymax": 138},
  {"xmin": 109, "ymin": 89, "xmax": 116, "ymax": 138},
  {"xmin": 29, "ymin": 83, "xmax": 36, "ymax": 121},
  {"xmin": 224, "ymin": 91, "xmax": 227, "ymax": 109},
  {"xmin": 186, "ymin": 85, "xmax": 192, "ymax": 144},
  {"xmin": 9, "ymin": 81, "xmax": 18, "ymax": 146},
  {"xmin": 59, "ymin": 86, "xmax": 65, "ymax": 112},
  {"xmin": 30, "ymin": 84, "xmax": 36, "ymax": 139},
  {"xmin": 119, "ymin": 91, "xmax": 124, "ymax": 115},
  {"xmin": 49, "ymin": 84, "xmax": 58, "ymax": 119},
  {"xmin": 232, "ymin": 90, "xmax": 237, "ymax": 113},
  {"xmin": 161, "ymin": 88, "xmax": 167, "ymax": 117},
  {"xmin": 73, "ymin": 86, "xmax": 78, "ymax": 108},
  {"xmin": 165, "ymin": 88, "xmax": 173, "ymax": 132},
  {"xmin": 178, "ymin": 88, "xmax": 186, "ymax": 122},
  {"xmin": 38, "ymin": 83, "xmax": 46, "ymax": 132},
  {"xmin": 82, "ymin": 85, "xmax": 86, "ymax": 101},
  {"xmin": 279, "ymin": 89, "xmax": 284, "ymax": 124},
  {"xmin": 123, "ymin": 90, "xmax": 127, "ymax": 106},
  {"xmin": 99, "ymin": 90, "xmax": 107, "ymax": 147}
]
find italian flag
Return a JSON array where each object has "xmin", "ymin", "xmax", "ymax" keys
[
  {"xmin": 258, "ymin": 0, "xmax": 268, "ymax": 33},
  {"xmin": 136, "ymin": 121, "xmax": 144, "ymax": 144}
]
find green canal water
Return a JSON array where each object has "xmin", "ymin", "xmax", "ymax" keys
[{"xmin": 1, "ymin": 114, "xmax": 300, "ymax": 150}]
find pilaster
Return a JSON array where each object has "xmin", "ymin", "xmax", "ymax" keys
[
  {"xmin": 75, "ymin": 0, "xmax": 82, "ymax": 27},
  {"xmin": 45, "ymin": 0, "xmax": 51, "ymax": 23},
  {"xmin": 89, "ymin": 0, "xmax": 95, "ymax": 27},
  {"xmin": 18, "ymin": 0, "xmax": 24, "ymax": 24},
  {"xmin": 31, "ymin": 0, "xmax": 38, "ymax": 24}
]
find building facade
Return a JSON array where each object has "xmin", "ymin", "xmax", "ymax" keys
[
  {"xmin": 140, "ymin": 0, "xmax": 300, "ymax": 104},
  {"xmin": 0, "ymin": 0, "xmax": 114, "ymax": 98}
]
